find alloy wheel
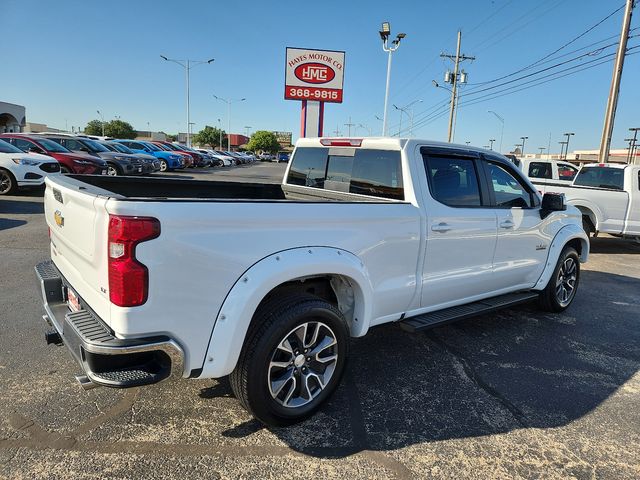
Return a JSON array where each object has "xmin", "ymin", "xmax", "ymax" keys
[
  {"xmin": 267, "ymin": 321, "xmax": 338, "ymax": 408},
  {"xmin": 555, "ymin": 257, "xmax": 577, "ymax": 307},
  {"xmin": 0, "ymin": 171, "xmax": 13, "ymax": 194}
]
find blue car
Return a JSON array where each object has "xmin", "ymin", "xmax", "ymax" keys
[{"xmin": 113, "ymin": 140, "xmax": 184, "ymax": 172}]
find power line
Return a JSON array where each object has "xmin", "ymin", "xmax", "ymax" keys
[{"xmin": 469, "ymin": 3, "xmax": 627, "ymax": 86}]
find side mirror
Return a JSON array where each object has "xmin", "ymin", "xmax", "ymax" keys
[{"xmin": 540, "ymin": 192, "xmax": 567, "ymax": 219}]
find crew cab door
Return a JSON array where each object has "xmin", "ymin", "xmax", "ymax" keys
[
  {"xmin": 420, "ymin": 148, "xmax": 498, "ymax": 308},
  {"xmin": 481, "ymin": 155, "xmax": 549, "ymax": 288}
]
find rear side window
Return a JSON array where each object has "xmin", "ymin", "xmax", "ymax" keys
[
  {"xmin": 574, "ymin": 167, "xmax": 624, "ymax": 190},
  {"xmin": 287, "ymin": 147, "xmax": 404, "ymax": 200},
  {"xmin": 557, "ymin": 163, "xmax": 578, "ymax": 181},
  {"xmin": 423, "ymin": 155, "xmax": 482, "ymax": 207},
  {"xmin": 528, "ymin": 162, "xmax": 552, "ymax": 179}
]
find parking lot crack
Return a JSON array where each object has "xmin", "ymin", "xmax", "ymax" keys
[
  {"xmin": 72, "ymin": 388, "xmax": 139, "ymax": 437},
  {"xmin": 426, "ymin": 332, "xmax": 529, "ymax": 428}
]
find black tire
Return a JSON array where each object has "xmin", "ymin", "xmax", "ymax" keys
[
  {"xmin": 229, "ymin": 293, "xmax": 349, "ymax": 426},
  {"xmin": 539, "ymin": 246, "xmax": 580, "ymax": 313},
  {"xmin": 0, "ymin": 168, "xmax": 17, "ymax": 195},
  {"xmin": 106, "ymin": 163, "xmax": 121, "ymax": 176}
]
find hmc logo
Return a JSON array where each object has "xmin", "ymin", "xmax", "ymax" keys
[{"xmin": 294, "ymin": 63, "xmax": 336, "ymax": 84}]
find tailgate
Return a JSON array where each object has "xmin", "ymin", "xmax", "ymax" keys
[{"xmin": 44, "ymin": 176, "xmax": 111, "ymax": 326}]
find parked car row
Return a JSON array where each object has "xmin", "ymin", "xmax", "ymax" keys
[{"xmin": 0, "ymin": 132, "xmax": 263, "ymax": 194}]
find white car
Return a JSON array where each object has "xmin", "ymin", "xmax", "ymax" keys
[
  {"xmin": 516, "ymin": 158, "xmax": 580, "ymax": 186},
  {"xmin": 539, "ymin": 163, "xmax": 640, "ymax": 241},
  {"xmin": 35, "ymin": 137, "xmax": 588, "ymax": 426},
  {"xmin": 0, "ymin": 138, "xmax": 60, "ymax": 195},
  {"xmin": 207, "ymin": 150, "xmax": 234, "ymax": 166}
]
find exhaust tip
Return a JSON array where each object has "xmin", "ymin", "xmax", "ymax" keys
[{"xmin": 75, "ymin": 374, "xmax": 99, "ymax": 390}]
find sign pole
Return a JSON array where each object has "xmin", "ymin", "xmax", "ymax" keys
[{"xmin": 300, "ymin": 101, "xmax": 324, "ymax": 138}]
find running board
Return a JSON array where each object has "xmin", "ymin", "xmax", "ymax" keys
[{"xmin": 399, "ymin": 291, "xmax": 540, "ymax": 333}]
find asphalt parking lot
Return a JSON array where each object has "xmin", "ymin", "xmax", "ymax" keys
[{"xmin": 1, "ymin": 162, "xmax": 639, "ymax": 479}]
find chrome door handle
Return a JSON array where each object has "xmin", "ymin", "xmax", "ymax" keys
[
  {"xmin": 431, "ymin": 222, "xmax": 452, "ymax": 233},
  {"xmin": 499, "ymin": 219, "xmax": 515, "ymax": 229}
]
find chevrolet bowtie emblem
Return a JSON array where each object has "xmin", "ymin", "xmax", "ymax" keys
[{"xmin": 54, "ymin": 210, "xmax": 64, "ymax": 227}]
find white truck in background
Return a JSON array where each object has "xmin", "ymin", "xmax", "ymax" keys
[
  {"xmin": 516, "ymin": 158, "xmax": 580, "ymax": 186},
  {"xmin": 35, "ymin": 138, "xmax": 588, "ymax": 426},
  {"xmin": 538, "ymin": 163, "xmax": 640, "ymax": 241}
]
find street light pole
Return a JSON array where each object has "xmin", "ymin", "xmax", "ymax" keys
[
  {"xmin": 559, "ymin": 141, "xmax": 568, "ymax": 158},
  {"xmin": 96, "ymin": 110, "xmax": 104, "ymax": 136},
  {"xmin": 520, "ymin": 136, "xmax": 528, "ymax": 156},
  {"xmin": 489, "ymin": 139, "xmax": 496, "ymax": 150},
  {"xmin": 394, "ymin": 99, "xmax": 422, "ymax": 137},
  {"xmin": 160, "ymin": 55, "xmax": 214, "ymax": 147},
  {"xmin": 488, "ymin": 111, "xmax": 504, "ymax": 152},
  {"xmin": 213, "ymin": 95, "xmax": 246, "ymax": 150},
  {"xmin": 538, "ymin": 147, "xmax": 546, "ymax": 157},
  {"xmin": 628, "ymin": 127, "xmax": 639, "ymax": 163},
  {"xmin": 217, "ymin": 118, "xmax": 222, "ymax": 149},
  {"xmin": 379, "ymin": 22, "xmax": 406, "ymax": 137},
  {"xmin": 563, "ymin": 132, "xmax": 575, "ymax": 160}
]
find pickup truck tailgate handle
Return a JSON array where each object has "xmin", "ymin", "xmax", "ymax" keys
[
  {"xmin": 431, "ymin": 222, "xmax": 452, "ymax": 233},
  {"xmin": 500, "ymin": 220, "xmax": 515, "ymax": 229}
]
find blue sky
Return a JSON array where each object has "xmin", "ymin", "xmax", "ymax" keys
[{"xmin": 1, "ymin": 0, "xmax": 638, "ymax": 152}]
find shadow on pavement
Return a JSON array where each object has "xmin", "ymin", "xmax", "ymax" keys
[
  {"xmin": 0, "ymin": 218, "xmax": 27, "ymax": 231},
  {"xmin": 0, "ymin": 199, "xmax": 44, "ymax": 215},
  {"xmin": 589, "ymin": 235, "xmax": 640, "ymax": 254},
  {"xmin": 206, "ymin": 270, "xmax": 639, "ymax": 457}
]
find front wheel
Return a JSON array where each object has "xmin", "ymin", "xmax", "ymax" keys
[
  {"xmin": 229, "ymin": 294, "xmax": 349, "ymax": 426},
  {"xmin": 539, "ymin": 246, "xmax": 580, "ymax": 312},
  {"xmin": 106, "ymin": 164, "xmax": 120, "ymax": 176},
  {"xmin": 0, "ymin": 168, "xmax": 17, "ymax": 195},
  {"xmin": 159, "ymin": 160, "xmax": 168, "ymax": 172}
]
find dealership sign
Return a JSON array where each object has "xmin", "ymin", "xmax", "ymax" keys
[{"xmin": 285, "ymin": 47, "xmax": 345, "ymax": 103}]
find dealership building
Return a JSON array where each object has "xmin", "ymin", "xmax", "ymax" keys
[{"xmin": 0, "ymin": 101, "xmax": 26, "ymax": 133}]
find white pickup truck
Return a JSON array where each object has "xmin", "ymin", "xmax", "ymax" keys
[
  {"xmin": 538, "ymin": 163, "xmax": 640, "ymax": 241},
  {"xmin": 35, "ymin": 137, "xmax": 588, "ymax": 425},
  {"xmin": 515, "ymin": 158, "xmax": 580, "ymax": 186}
]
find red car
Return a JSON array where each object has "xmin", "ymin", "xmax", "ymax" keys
[
  {"xmin": 151, "ymin": 141, "xmax": 203, "ymax": 167},
  {"xmin": 0, "ymin": 134, "xmax": 107, "ymax": 175}
]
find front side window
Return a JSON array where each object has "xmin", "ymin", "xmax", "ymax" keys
[
  {"xmin": 574, "ymin": 167, "xmax": 624, "ymax": 190},
  {"xmin": 12, "ymin": 138, "xmax": 37, "ymax": 152},
  {"xmin": 528, "ymin": 162, "xmax": 552, "ymax": 179},
  {"xmin": 486, "ymin": 162, "xmax": 533, "ymax": 208},
  {"xmin": 423, "ymin": 155, "xmax": 482, "ymax": 207},
  {"xmin": 36, "ymin": 138, "xmax": 69, "ymax": 153},
  {"xmin": 557, "ymin": 163, "xmax": 578, "ymax": 181}
]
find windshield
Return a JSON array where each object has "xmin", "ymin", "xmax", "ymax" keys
[
  {"xmin": 574, "ymin": 167, "xmax": 625, "ymax": 190},
  {"xmin": 142, "ymin": 142, "xmax": 161, "ymax": 151},
  {"xmin": 0, "ymin": 139, "xmax": 24, "ymax": 153},
  {"xmin": 161, "ymin": 143, "xmax": 179, "ymax": 151},
  {"xmin": 82, "ymin": 139, "xmax": 110, "ymax": 152},
  {"xmin": 37, "ymin": 138, "xmax": 70, "ymax": 153},
  {"xmin": 110, "ymin": 142, "xmax": 133, "ymax": 153}
]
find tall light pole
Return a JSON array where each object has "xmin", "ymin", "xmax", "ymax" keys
[
  {"xmin": 488, "ymin": 111, "xmax": 504, "ymax": 152},
  {"xmin": 160, "ymin": 55, "xmax": 214, "ymax": 147},
  {"xmin": 244, "ymin": 126, "xmax": 252, "ymax": 137},
  {"xmin": 563, "ymin": 132, "xmax": 575, "ymax": 160},
  {"xmin": 559, "ymin": 141, "xmax": 568, "ymax": 158},
  {"xmin": 379, "ymin": 22, "xmax": 406, "ymax": 137},
  {"xmin": 627, "ymin": 127, "xmax": 639, "ymax": 163},
  {"xmin": 213, "ymin": 95, "xmax": 246, "ymax": 150},
  {"xmin": 394, "ymin": 99, "xmax": 422, "ymax": 137},
  {"xmin": 96, "ymin": 110, "xmax": 105, "ymax": 136},
  {"xmin": 489, "ymin": 138, "xmax": 496, "ymax": 150},
  {"xmin": 538, "ymin": 147, "xmax": 546, "ymax": 157},
  {"xmin": 520, "ymin": 136, "xmax": 528, "ymax": 156},
  {"xmin": 358, "ymin": 124, "xmax": 372, "ymax": 136},
  {"xmin": 217, "ymin": 118, "xmax": 222, "ymax": 149}
]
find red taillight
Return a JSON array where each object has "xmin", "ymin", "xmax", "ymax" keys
[
  {"xmin": 319, "ymin": 138, "xmax": 363, "ymax": 147},
  {"xmin": 108, "ymin": 215, "xmax": 160, "ymax": 307}
]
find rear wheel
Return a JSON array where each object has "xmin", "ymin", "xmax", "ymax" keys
[
  {"xmin": 0, "ymin": 168, "xmax": 17, "ymax": 195},
  {"xmin": 229, "ymin": 293, "xmax": 349, "ymax": 426},
  {"xmin": 539, "ymin": 246, "xmax": 580, "ymax": 312}
]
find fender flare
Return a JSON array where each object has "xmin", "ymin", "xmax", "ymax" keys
[
  {"xmin": 533, "ymin": 224, "xmax": 589, "ymax": 291},
  {"xmin": 569, "ymin": 200, "xmax": 601, "ymax": 231},
  {"xmin": 199, "ymin": 246, "xmax": 374, "ymax": 379}
]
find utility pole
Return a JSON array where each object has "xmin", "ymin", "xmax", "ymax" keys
[
  {"xmin": 563, "ymin": 132, "xmax": 575, "ymax": 160},
  {"xmin": 628, "ymin": 127, "xmax": 639, "ymax": 163},
  {"xmin": 598, "ymin": 0, "xmax": 635, "ymax": 162},
  {"xmin": 489, "ymin": 139, "xmax": 495, "ymax": 150},
  {"xmin": 520, "ymin": 136, "xmax": 528, "ymax": 156},
  {"xmin": 344, "ymin": 117, "xmax": 355, "ymax": 137},
  {"xmin": 441, "ymin": 31, "xmax": 474, "ymax": 142},
  {"xmin": 333, "ymin": 124, "xmax": 341, "ymax": 137}
]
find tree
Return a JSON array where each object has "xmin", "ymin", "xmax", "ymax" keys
[
  {"xmin": 193, "ymin": 125, "xmax": 226, "ymax": 148},
  {"xmin": 164, "ymin": 133, "xmax": 177, "ymax": 142},
  {"xmin": 247, "ymin": 130, "xmax": 280, "ymax": 154},
  {"xmin": 104, "ymin": 120, "xmax": 136, "ymax": 139},
  {"xmin": 84, "ymin": 119, "xmax": 104, "ymax": 136}
]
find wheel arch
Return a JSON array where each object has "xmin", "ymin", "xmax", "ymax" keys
[
  {"xmin": 573, "ymin": 203, "xmax": 599, "ymax": 231},
  {"xmin": 199, "ymin": 246, "xmax": 374, "ymax": 378},
  {"xmin": 533, "ymin": 224, "xmax": 589, "ymax": 291}
]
